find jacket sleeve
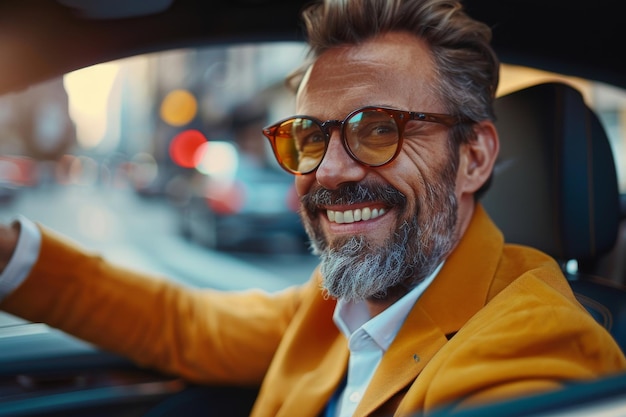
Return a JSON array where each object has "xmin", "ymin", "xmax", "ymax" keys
[{"xmin": 0, "ymin": 224, "xmax": 316, "ymax": 385}]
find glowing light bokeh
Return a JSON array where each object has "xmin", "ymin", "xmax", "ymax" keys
[
  {"xmin": 160, "ymin": 89, "xmax": 197, "ymax": 127},
  {"xmin": 169, "ymin": 129, "xmax": 207, "ymax": 168},
  {"xmin": 195, "ymin": 141, "xmax": 238, "ymax": 179},
  {"xmin": 64, "ymin": 63, "xmax": 120, "ymax": 149}
]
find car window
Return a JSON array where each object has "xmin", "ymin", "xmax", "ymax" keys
[
  {"xmin": 0, "ymin": 43, "xmax": 624, "ymax": 299},
  {"xmin": 0, "ymin": 42, "xmax": 316, "ymax": 304}
]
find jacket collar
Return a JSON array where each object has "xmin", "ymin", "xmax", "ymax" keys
[{"xmin": 354, "ymin": 203, "xmax": 504, "ymax": 415}]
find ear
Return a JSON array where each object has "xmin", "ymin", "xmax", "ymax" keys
[{"xmin": 456, "ymin": 120, "xmax": 499, "ymax": 196}]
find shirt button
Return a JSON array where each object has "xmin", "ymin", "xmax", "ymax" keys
[{"xmin": 349, "ymin": 391, "xmax": 361, "ymax": 403}]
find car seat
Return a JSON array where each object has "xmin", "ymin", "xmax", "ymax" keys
[{"xmin": 482, "ymin": 81, "xmax": 626, "ymax": 351}]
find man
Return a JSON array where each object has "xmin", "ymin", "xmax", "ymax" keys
[{"xmin": 1, "ymin": 0, "xmax": 625, "ymax": 416}]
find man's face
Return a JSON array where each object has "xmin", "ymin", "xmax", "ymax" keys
[{"xmin": 294, "ymin": 32, "xmax": 461, "ymax": 302}]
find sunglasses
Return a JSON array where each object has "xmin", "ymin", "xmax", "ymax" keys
[{"xmin": 262, "ymin": 105, "xmax": 470, "ymax": 175}]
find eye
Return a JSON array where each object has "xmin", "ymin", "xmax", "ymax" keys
[
  {"xmin": 304, "ymin": 131, "xmax": 325, "ymax": 145},
  {"xmin": 366, "ymin": 121, "xmax": 397, "ymax": 136},
  {"xmin": 295, "ymin": 128, "xmax": 326, "ymax": 153},
  {"xmin": 350, "ymin": 119, "xmax": 399, "ymax": 149},
  {"xmin": 348, "ymin": 111, "xmax": 397, "ymax": 135}
]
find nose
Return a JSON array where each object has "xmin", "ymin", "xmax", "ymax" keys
[{"xmin": 315, "ymin": 130, "xmax": 368, "ymax": 189}]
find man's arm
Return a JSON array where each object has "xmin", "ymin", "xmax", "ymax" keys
[{"xmin": 0, "ymin": 223, "xmax": 313, "ymax": 384}]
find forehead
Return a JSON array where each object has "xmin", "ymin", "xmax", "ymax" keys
[{"xmin": 296, "ymin": 32, "xmax": 440, "ymax": 117}]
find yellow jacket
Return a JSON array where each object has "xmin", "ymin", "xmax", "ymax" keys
[{"xmin": 2, "ymin": 204, "xmax": 625, "ymax": 417}]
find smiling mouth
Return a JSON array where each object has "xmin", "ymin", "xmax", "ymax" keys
[{"xmin": 326, "ymin": 207, "xmax": 387, "ymax": 224}]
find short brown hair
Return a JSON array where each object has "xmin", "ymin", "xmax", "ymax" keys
[{"xmin": 292, "ymin": 0, "xmax": 499, "ymax": 124}]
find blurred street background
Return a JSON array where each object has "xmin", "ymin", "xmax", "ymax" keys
[{"xmin": 0, "ymin": 180, "xmax": 317, "ymax": 293}]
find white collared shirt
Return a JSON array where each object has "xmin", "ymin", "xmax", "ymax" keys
[{"xmin": 329, "ymin": 263, "xmax": 442, "ymax": 417}]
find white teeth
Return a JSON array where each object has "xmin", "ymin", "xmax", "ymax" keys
[{"xmin": 326, "ymin": 207, "xmax": 386, "ymax": 224}]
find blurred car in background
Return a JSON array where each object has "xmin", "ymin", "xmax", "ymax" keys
[
  {"xmin": 100, "ymin": 44, "xmax": 312, "ymax": 252},
  {"xmin": 177, "ymin": 139, "xmax": 307, "ymax": 251}
]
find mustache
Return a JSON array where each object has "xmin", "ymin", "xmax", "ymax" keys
[{"xmin": 301, "ymin": 182, "xmax": 407, "ymax": 213}]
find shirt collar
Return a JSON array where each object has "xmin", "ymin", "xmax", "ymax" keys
[{"xmin": 333, "ymin": 262, "xmax": 444, "ymax": 352}]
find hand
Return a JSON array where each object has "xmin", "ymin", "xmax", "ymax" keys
[{"xmin": 0, "ymin": 222, "xmax": 20, "ymax": 274}]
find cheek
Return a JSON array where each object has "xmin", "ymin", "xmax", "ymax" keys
[
  {"xmin": 383, "ymin": 155, "xmax": 448, "ymax": 216},
  {"xmin": 380, "ymin": 155, "xmax": 424, "ymax": 200},
  {"xmin": 295, "ymin": 175, "xmax": 315, "ymax": 197}
]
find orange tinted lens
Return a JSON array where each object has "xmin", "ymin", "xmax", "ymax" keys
[
  {"xmin": 274, "ymin": 118, "xmax": 326, "ymax": 173},
  {"xmin": 345, "ymin": 109, "xmax": 399, "ymax": 165}
]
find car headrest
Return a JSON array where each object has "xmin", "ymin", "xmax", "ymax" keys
[{"xmin": 482, "ymin": 82, "xmax": 620, "ymax": 264}]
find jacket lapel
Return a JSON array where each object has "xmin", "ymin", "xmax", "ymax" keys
[
  {"xmin": 255, "ymin": 279, "xmax": 350, "ymax": 417},
  {"xmin": 354, "ymin": 304, "xmax": 449, "ymax": 415},
  {"xmin": 354, "ymin": 204, "xmax": 505, "ymax": 416}
]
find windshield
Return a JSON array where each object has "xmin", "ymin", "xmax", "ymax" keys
[
  {"xmin": 0, "ymin": 42, "xmax": 624, "ymax": 297},
  {"xmin": 0, "ymin": 42, "xmax": 316, "ymax": 301}
]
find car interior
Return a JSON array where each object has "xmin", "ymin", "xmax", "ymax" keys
[
  {"xmin": 1, "ymin": 0, "xmax": 626, "ymax": 416},
  {"xmin": 484, "ymin": 81, "xmax": 626, "ymax": 352}
]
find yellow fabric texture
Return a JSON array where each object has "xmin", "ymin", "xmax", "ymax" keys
[{"xmin": 2, "ymin": 204, "xmax": 625, "ymax": 417}]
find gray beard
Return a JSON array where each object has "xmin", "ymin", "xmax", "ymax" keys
[{"xmin": 301, "ymin": 174, "xmax": 458, "ymax": 303}]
